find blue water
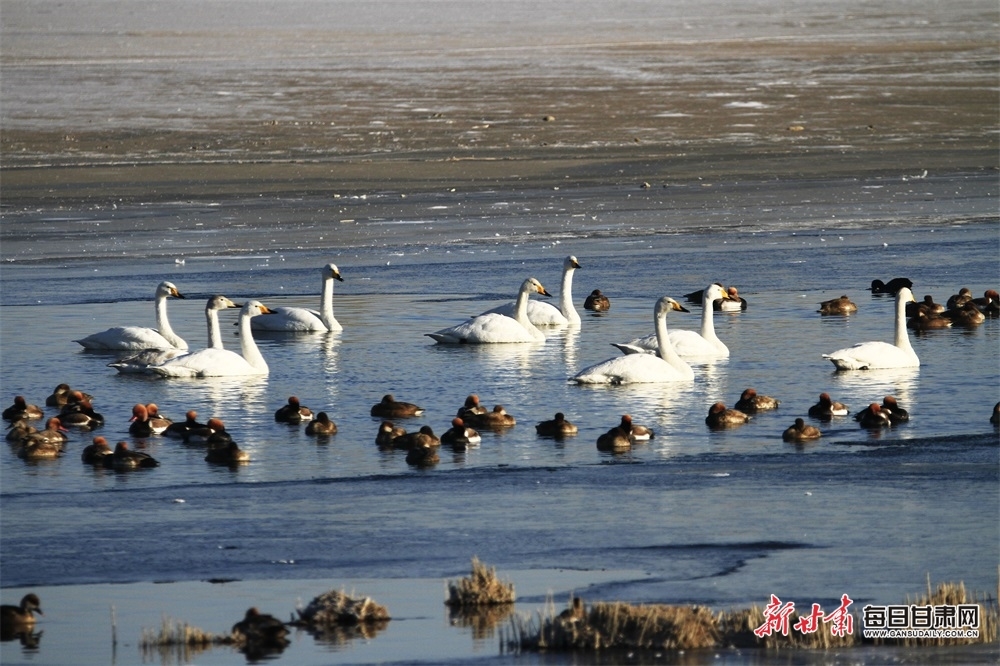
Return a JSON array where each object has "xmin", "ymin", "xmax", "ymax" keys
[{"xmin": 1, "ymin": 182, "xmax": 998, "ymax": 664}]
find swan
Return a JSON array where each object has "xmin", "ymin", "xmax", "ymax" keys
[
  {"xmin": 148, "ymin": 301, "xmax": 274, "ymax": 377},
  {"xmin": 109, "ymin": 295, "xmax": 240, "ymax": 374},
  {"xmin": 251, "ymin": 263, "xmax": 344, "ymax": 332},
  {"xmin": 426, "ymin": 277, "xmax": 551, "ymax": 344},
  {"xmin": 823, "ymin": 287, "xmax": 919, "ymax": 370},
  {"xmin": 75, "ymin": 281, "xmax": 187, "ymax": 350},
  {"xmin": 484, "ymin": 256, "xmax": 581, "ymax": 326},
  {"xmin": 612, "ymin": 283, "xmax": 730, "ymax": 358},
  {"xmin": 572, "ymin": 296, "xmax": 695, "ymax": 384}
]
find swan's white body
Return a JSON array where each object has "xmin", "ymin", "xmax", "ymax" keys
[
  {"xmin": 572, "ymin": 297, "xmax": 695, "ymax": 384},
  {"xmin": 427, "ymin": 278, "xmax": 551, "ymax": 344},
  {"xmin": 484, "ymin": 256, "xmax": 581, "ymax": 326},
  {"xmin": 149, "ymin": 301, "xmax": 274, "ymax": 377},
  {"xmin": 75, "ymin": 281, "xmax": 187, "ymax": 350},
  {"xmin": 823, "ymin": 287, "xmax": 919, "ymax": 370},
  {"xmin": 612, "ymin": 284, "xmax": 730, "ymax": 358},
  {"xmin": 250, "ymin": 263, "xmax": 343, "ymax": 332},
  {"xmin": 110, "ymin": 296, "xmax": 240, "ymax": 374}
]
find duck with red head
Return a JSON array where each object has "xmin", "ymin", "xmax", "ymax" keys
[
  {"xmin": 128, "ymin": 404, "xmax": 153, "ymax": 437},
  {"xmin": 145, "ymin": 404, "xmax": 171, "ymax": 434},
  {"xmin": 20, "ymin": 417, "xmax": 68, "ymax": 447},
  {"xmin": 808, "ymin": 393, "xmax": 849, "ymax": 420},
  {"xmin": 457, "ymin": 394, "xmax": 487, "ymax": 420},
  {"xmin": 184, "ymin": 418, "xmax": 229, "ymax": 446},
  {"xmin": 81, "ymin": 436, "xmax": 113, "ymax": 464},
  {"xmin": 275, "ymin": 396, "xmax": 314, "ymax": 424},
  {"xmin": 441, "ymin": 417, "xmax": 481, "ymax": 449},
  {"xmin": 164, "ymin": 410, "xmax": 204, "ymax": 439},
  {"xmin": 716, "ymin": 286, "xmax": 747, "ymax": 312},
  {"xmin": 106, "ymin": 441, "xmax": 159, "ymax": 469},
  {"xmin": 60, "ymin": 397, "xmax": 104, "ymax": 430},
  {"xmin": 858, "ymin": 403, "xmax": 892, "ymax": 429},
  {"xmin": 466, "ymin": 405, "xmax": 516, "ymax": 430},
  {"xmin": 705, "ymin": 402, "xmax": 751, "ymax": 428},
  {"xmin": 619, "ymin": 414, "xmax": 654, "ymax": 441},
  {"xmin": 734, "ymin": 388, "xmax": 780, "ymax": 412}
]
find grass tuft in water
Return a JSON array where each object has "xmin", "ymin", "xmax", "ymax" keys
[
  {"xmin": 446, "ymin": 556, "xmax": 516, "ymax": 607},
  {"xmin": 139, "ymin": 615, "xmax": 233, "ymax": 663}
]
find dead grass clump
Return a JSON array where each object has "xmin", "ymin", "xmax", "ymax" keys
[
  {"xmin": 139, "ymin": 616, "xmax": 232, "ymax": 662},
  {"xmin": 445, "ymin": 557, "xmax": 515, "ymax": 607},
  {"xmin": 294, "ymin": 589, "xmax": 390, "ymax": 627}
]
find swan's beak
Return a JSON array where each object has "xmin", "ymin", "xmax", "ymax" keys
[
  {"xmin": 537, "ymin": 285, "xmax": 552, "ymax": 297},
  {"xmin": 171, "ymin": 288, "xmax": 186, "ymax": 299},
  {"xmin": 571, "ymin": 258, "xmax": 581, "ymax": 269},
  {"xmin": 231, "ymin": 302, "xmax": 244, "ymax": 308},
  {"xmin": 258, "ymin": 305, "xmax": 275, "ymax": 315},
  {"xmin": 672, "ymin": 301, "xmax": 690, "ymax": 313},
  {"xmin": 333, "ymin": 272, "xmax": 344, "ymax": 282}
]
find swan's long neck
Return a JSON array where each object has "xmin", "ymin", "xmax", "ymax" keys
[
  {"xmin": 656, "ymin": 309, "xmax": 694, "ymax": 379},
  {"xmin": 560, "ymin": 266, "xmax": 581, "ymax": 325},
  {"xmin": 698, "ymin": 293, "xmax": 720, "ymax": 343},
  {"xmin": 155, "ymin": 293, "xmax": 186, "ymax": 349},
  {"xmin": 894, "ymin": 294, "xmax": 914, "ymax": 352},
  {"xmin": 319, "ymin": 275, "xmax": 342, "ymax": 331},
  {"xmin": 238, "ymin": 311, "xmax": 269, "ymax": 371},
  {"xmin": 206, "ymin": 308, "xmax": 224, "ymax": 349},
  {"xmin": 513, "ymin": 282, "xmax": 545, "ymax": 340}
]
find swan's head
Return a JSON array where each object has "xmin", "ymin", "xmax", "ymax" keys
[
  {"xmin": 704, "ymin": 283, "xmax": 730, "ymax": 303},
  {"xmin": 324, "ymin": 263, "xmax": 344, "ymax": 282},
  {"xmin": 896, "ymin": 287, "xmax": 916, "ymax": 304},
  {"xmin": 157, "ymin": 281, "xmax": 185, "ymax": 299},
  {"xmin": 523, "ymin": 278, "xmax": 552, "ymax": 298},
  {"xmin": 564, "ymin": 256, "xmax": 581, "ymax": 270},
  {"xmin": 242, "ymin": 301, "xmax": 274, "ymax": 317},
  {"xmin": 208, "ymin": 295, "xmax": 241, "ymax": 311},
  {"xmin": 654, "ymin": 296, "xmax": 689, "ymax": 317}
]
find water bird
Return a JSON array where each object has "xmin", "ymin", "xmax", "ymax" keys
[
  {"xmin": 18, "ymin": 437, "xmax": 63, "ymax": 460},
  {"xmin": 19, "ymin": 417, "xmax": 67, "ymax": 446},
  {"xmin": 184, "ymin": 417, "xmax": 229, "ymax": 446},
  {"xmin": 818, "ymin": 295, "xmax": 857, "ymax": 315},
  {"xmin": 145, "ymin": 403, "xmax": 171, "ymax": 434},
  {"xmin": 45, "ymin": 383, "xmax": 74, "ymax": 407},
  {"xmin": 782, "ymin": 418, "xmax": 821, "ymax": 442},
  {"xmin": 583, "ymin": 289, "xmax": 611, "ymax": 312},
  {"xmin": 376, "ymin": 421, "xmax": 406, "ymax": 447},
  {"xmin": 393, "ymin": 425, "xmax": 440, "ymax": 451},
  {"xmin": 572, "ymin": 296, "xmax": 694, "ymax": 384},
  {"xmin": 705, "ymin": 402, "xmax": 751, "ymax": 428},
  {"xmin": 457, "ymin": 394, "xmax": 487, "ymax": 420},
  {"xmin": 274, "ymin": 396, "xmax": 314, "ymax": 424},
  {"xmin": 484, "ymin": 256, "xmax": 581, "ymax": 326},
  {"xmin": 942, "ymin": 301, "xmax": 985, "ymax": 328},
  {"xmin": 992, "ymin": 402, "xmax": 999, "ymax": 426},
  {"xmin": 305, "ymin": 412, "xmax": 337, "ymax": 436},
  {"xmin": 619, "ymin": 414, "xmax": 654, "ymax": 441},
  {"xmin": 147, "ymin": 301, "xmax": 275, "ymax": 377},
  {"xmin": 164, "ymin": 410, "xmax": 205, "ymax": 439},
  {"xmin": 855, "ymin": 396, "xmax": 909, "ymax": 424},
  {"xmin": 440, "ymin": 417, "xmax": 481, "ymax": 448},
  {"xmin": 808, "ymin": 393, "xmax": 849, "ymax": 420},
  {"xmin": 907, "ymin": 308, "xmax": 951, "ymax": 331},
  {"xmin": 823, "ymin": 287, "xmax": 919, "ymax": 369},
  {"xmin": 427, "ymin": 277, "xmax": 552, "ymax": 343},
  {"xmin": 406, "ymin": 438, "xmax": 441, "ymax": 467},
  {"xmin": 205, "ymin": 440, "xmax": 250, "ymax": 464},
  {"xmin": 946, "ymin": 287, "xmax": 972, "ymax": 309},
  {"xmin": 232, "ymin": 607, "xmax": 289, "ymax": 651},
  {"xmin": 105, "ymin": 441, "xmax": 160, "ymax": 469},
  {"xmin": 6, "ymin": 419, "xmax": 37, "ymax": 443},
  {"xmin": 905, "ymin": 294, "xmax": 944, "ymax": 316},
  {"xmin": 1, "ymin": 594, "xmax": 43, "ymax": 634},
  {"xmin": 250, "ymin": 263, "xmax": 345, "ymax": 332},
  {"xmin": 59, "ymin": 398, "xmax": 104, "ymax": 430},
  {"xmin": 3, "ymin": 396, "xmax": 43, "ymax": 422},
  {"xmin": 734, "ymin": 388, "xmax": 780, "ymax": 412},
  {"xmin": 857, "ymin": 403, "xmax": 892, "ymax": 428},
  {"xmin": 74, "ymin": 281, "xmax": 187, "ymax": 350},
  {"xmin": 128, "ymin": 403, "xmax": 154, "ymax": 437},
  {"xmin": 612, "ymin": 283, "xmax": 731, "ymax": 358},
  {"xmin": 466, "ymin": 405, "xmax": 516, "ymax": 429},
  {"xmin": 535, "ymin": 412, "xmax": 578, "ymax": 438},
  {"xmin": 869, "ymin": 277, "xmax": 913, "ymax": 295},
  {"xmin": 718, "ymin": 286, "xmax": 747, "ymax": 311},
  {"xmin": 81, "ymin": 436, "xmax": 113, "ymax": 464},
  {"xmin": 973, "ymin": 289, "xmax": 999, "ymax": 317},
  {"xmin": 370, "ymin": 394, "xmax": 425, "ymax": 418},
  {"xmin": 596, "ymin": 425, "xmax": 632, "ymax": 452}
]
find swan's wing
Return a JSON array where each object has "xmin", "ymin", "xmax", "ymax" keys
[
  {"xmin": 610, "ymin": 343, "xmax": 656, "ymax": 356},
  {"xmin": 482, "ymin": 301, "xmax": 567, "ymax": 326},
  {"xmin": 668, "ymin": 329, "xmax": 728, "ymax": 358},
  {"xmin": 249, "ymin": 307, "xmax": 325, "ymax": 332},
  {"xmin": 149, "ymin": 348, "xmax": 259, "ymax": 377},
  {"xmin": 822, "ymin": 341, "xmax": 919, "ymax": 370},
  {"xmin": 108, "ymin": 348, "xmax": 187, "ymax": 374},
  {"xmin": 75, "ymin": 326, "xmax": 184, "ymax": 351},
  {"xmin": 572, "ymin": 354, "xmax": 687, "ymax": 384},
  {"xmin": 427, "ymin": 313, "xmax": 539, "ymax": 344}
]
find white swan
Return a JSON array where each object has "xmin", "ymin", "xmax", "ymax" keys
[
  {"xmin": 572, "ymin": 296, "xmax": 695, "ymax": 384},
  {"xmin": 483, "ymin": 256, "xmax": 581, "ymax": 326},
  {"xmin": 426, "ymin": 278, "xmax": 551, "ymax": 344},
  {"xmin": 75, "ymin": 281, "xmax": 187, "ymax": 350},
  {"xmin": 148, "ymin": 301, "xmax": 274, "ymax": 377},
  {"xmin": 823, "ymin": 287, "xmax": 919, "ymax": 370},
  {"xmin": 250, "ymin": 263, "xmax": 344, "ymax": 332},
  {"xmin": 612, "ymin": 283, "xmax": 731, "ymax": 358},
  {"xmin": 109, "ymin": 296, "xmax": 241, "ymax": 374}
]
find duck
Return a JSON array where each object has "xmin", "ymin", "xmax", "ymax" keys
[
  {"xmin": 1, "ymin": 594, "xmax": 43, "ymax": 633},
  {"xmin": 596, "ymin": 425, "xmax": 632, "ymax": 452},
  {"xmin": 3, "ymin": 396, "xmax": 43, "ymax": 422},
  {"xmin": 782, "ymin": 418, "xmax": 821, "ymax": 442},
  {"xmin": 734, "ymin": 388, "xmax": 780, "ymax": 413},
  {"xmin": 232, "ymin": 607, "xmax": 289, "ymax": 648},
  {"xmin": 274, "ymin": 396, "xmax": 314, "ymax": 424},
  {"xmin": 946, "ymin": 287, "xmax": 973, "ymax": 309},
  {"xmin": 818, "ymin": 295, "xmax": 858, "ymax": 315},
  {"xmin": 81, "ymin": 436, "xmax": 113, "ymax": 464},
  {"xmin": 457, "ymin": 394, "xmax": 487, "ymax": 420},
  {"xmin": 942, "ymin": 301, "xmax": 986, "ymax": 328},
  {"xmin": 583, "ymin": 289, "xmax": 611, "ymax": 312},
  {"xmin": 440, "ymin": 417, "xmax": 481, "ymax": 449},
  {"xmin": 427, "ymin": 277, "xmax": 552, "ymax": 343},
  {"xmin": 105, "ymin": 441, "xmax": 159, "ymax": 469},
  {"xmin": 870, "ymin": 277, "xmax": 913, "ymax": 295},
  {"xmin": 612, "ymin": 283, "xmax": 731, "ymax": 358},
  {"xmin": 716, "ymin": 286, "xmax": 747, "ymax": 311},
  {"xmin": 59, "ymin": 398, "xmax": 104, "ymax": 430},
  {"xmin": 145, "ymin": 404, "xmax": 172, "ymax": 434},
  {"xmin": 147, "ymin": 301, "xmax": 275, "ymax": 377},
  {"xmin": 535, "ymin": 412, "xmax": 578, "ymax": 438},
  {"xmin": 20, "ymin": 416, "xmax": 67, "ymax": 445},
  {"xmin": 907, "ymin": 308, "xmax": 952, "ymax": 331},
  {"xmin": 6, "ymin": 419, "xmax": 37, "ymax": 443},
  {"xmin": 251, "ymin": 263, "xmax": 345, "ymax": 332},
  {"xmin": 572, "ymin": 296, "xmax": 695, "ymax": 384},
  {"xmin": 466, "ymin": 405, "xmax": 516, "ymax": 429},
  {"xmin": 992, "ymin": 402, "xmax": 999, "ymax": 426},
  {"xmin": 128, "ymin": 403, "xmax": 154, "ymax": 437},
  {"xmin": 705, "ymin": 402, "xmax": 751, "ymax": 428},
  {"xmin": 905, "ymin": 294, "xmax": 944, "ymax": 317},
  {"xmin": 405, "ymin": 438, "xmax": 441, "ymax": 467},
  {"xmin": 974, "ymin": 289, "xmax": 999, "ymax": 317},
  {"xmin": 164, "ymin": 410, "xmax": 205, "ymax": 439},
  {"xmin": 808, "ymin": 393, "xmax": 849, "ymax": 420},
  {"xmin": 370, "ymin": 394, "xmax": 424, "ymax": 418},
  {"xmin": 18, "ymin": 437, "xmax": 63, "ymax": 460},
  {"xmin": 184, "ymin": 418, "xmax": 229, "ymax": 446},
  {"xmin": 393, "ymin": 425, "xmax": 440, "ymax": 451},
  {"xmin": 823, "ymin": 287, "xmax": 919, "ymax": 370},
  {"xmin": 857, "ymin": 403, "xmax": 892, "ymax": 428},
  {"xmin": 109, "ymin": 295, "xmax": 241, "ymax": 373},
  {"xmin": 376, "ymin": 421, "xmax": 406, "ymax": 447},
  {"xmin": 74, "ymin": 281, "xmax": 187, "ymax": 350},
  {"xmin": 681, "ymin": 284, "xmax": 720, "ymax": 304},
  {"xmin": 484, "ymin": 256, "xmax": 581, "ymax": 326},
  {"xmin": 205, "ymin": 440, "xmax": 250, "ymax": 464},
  {"xmin": 45, "ymin": 383, "xmax": 73, "ymax": 407},
  {"xmin": 855, "ymin": 396, "xmax": 909, "ymax": 424},
  {"xmin": 619, "ymin": 414, "xmax": 654, "ymax": 441},
  {"xmin": 305, "ymin": 412, "xmax": 338, "ymax": 436}
]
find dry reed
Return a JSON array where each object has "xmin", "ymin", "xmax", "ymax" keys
[
  {"xmin": 445, "ymin": 556, "xmax": 516, "ymax": 607},
  {"xmin": 139, "ymin": 616, "xmax": 232, "ymax": 663},
  {"xmin": 294, "ymin": 589, "xmax": 390, "ymax": 627}
]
